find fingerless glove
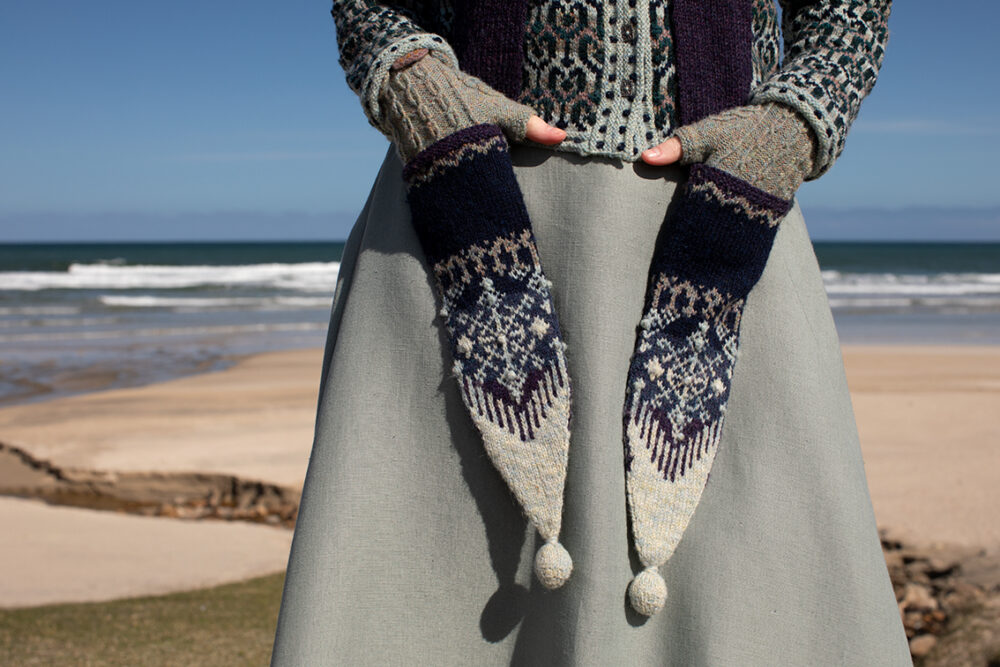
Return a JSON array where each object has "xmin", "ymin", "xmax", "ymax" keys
[
  {"xmin": 378, "ymin": 48, "xmax": 538, "ymax": 164},
  {"xmin": 674, "ymin": 102, "xmax": 817, "ymax": 201}
]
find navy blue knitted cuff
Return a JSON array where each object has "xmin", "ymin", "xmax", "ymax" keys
[{"xmin": 648, "ymin": 164, "xmax": 793, "ymax": 303}]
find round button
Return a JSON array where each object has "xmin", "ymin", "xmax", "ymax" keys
[
  {"xmin": 621, "ymin": 23, "xmax": 635, "ymax": 41},
  {"xmin": 621, "ymin": 79, "xmax": 635, "ymax": 98}
]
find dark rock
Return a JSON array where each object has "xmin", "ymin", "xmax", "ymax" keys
[{"xmin": 926, "ymin": 558, "xmax": 959, "ymax": 579}]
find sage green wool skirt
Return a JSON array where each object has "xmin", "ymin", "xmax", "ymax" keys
[{"xmin": 270, "ymin": 143, "xmax": 911, "ymax": 666}]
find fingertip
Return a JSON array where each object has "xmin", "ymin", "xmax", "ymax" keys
[
  {"xmin": 641, "ymin": 146, "xmax": 672, "ymax": 165},
  {"xmin": 530, "ymin": 123, "xmax": 566, "ymax": 145},
  {"xmin": 643, "ymin": 138, "xmax": 683, "ymax": 165}
]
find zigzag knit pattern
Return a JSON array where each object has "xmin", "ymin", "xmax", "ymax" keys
[{"xmin": 402, "ymin": 123, "xmax": 574, "ymax": 590}]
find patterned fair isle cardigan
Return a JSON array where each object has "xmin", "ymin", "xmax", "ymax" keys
[
  {"xmin": 327, "ymin": 0, "xmax": 890, "ymax": 616},
  {"xmin": 332, "ymin": 0, "xmax": 890, "ymax": 179}
]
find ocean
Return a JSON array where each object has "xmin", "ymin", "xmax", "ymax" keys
[{"xmin": 1, "ymin": 241, "xmax": 998, "ymax": 406}]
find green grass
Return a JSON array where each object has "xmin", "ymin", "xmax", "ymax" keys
[{"xmin": 0, "ymin": 571, "xmax": 285, "ymax": 666}]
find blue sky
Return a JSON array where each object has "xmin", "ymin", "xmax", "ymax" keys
[{"xmin": 1, "ymin": 0, "xmax": 998, "ymax": 241}]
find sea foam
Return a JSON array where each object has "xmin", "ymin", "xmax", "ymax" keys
[{"xmin": 0, "ymin": 261, "xmax": 341, "ymax": 292}]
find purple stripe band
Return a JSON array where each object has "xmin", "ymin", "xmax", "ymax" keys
[
  {"xmin": 689, "ymin": 164, "xmax": 793, "ymax": 215},
  {"xmin": 401, "ymin": 124, "xmax": 505, "ymax": 183}
]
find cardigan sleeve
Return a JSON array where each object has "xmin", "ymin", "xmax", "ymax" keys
[
  {"xmin": 750, "ymin": 0, "xmax": 892, "ymax": 180},
  {"xmin": 331, "ymin": 1, "xmax": 460, "ymax": 133}
]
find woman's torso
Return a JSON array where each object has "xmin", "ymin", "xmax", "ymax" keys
[{"xmin": 418, "ymin": 0, "xmax": 782, "ymax": 160}]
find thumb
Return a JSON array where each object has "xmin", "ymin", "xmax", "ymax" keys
[
  {"xmin": 640, "ymin": 137, "xmax": 682, "ymax": 165},
  {"xmin": 524, "ymin": 115, "xmax": 567, "ymax": 145}
]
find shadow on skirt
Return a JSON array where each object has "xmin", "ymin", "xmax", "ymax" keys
[{"xmin": 270, "ymin": 143, "xmax": 911, "ymax": 666}]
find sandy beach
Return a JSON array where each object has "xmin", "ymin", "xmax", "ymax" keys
[
  {"xmin": 1, "ymin": 344, "xmax": 998, "ymax": 608},
  {"xmin": 0, "ymin": 496, "xmax": 293, "ymax": 608},
  {"xmin": 843, "ymin": 345, "xmax": 1000, "ymax": 551},
  {"xmin": 0, "ymin": 348, "xmax": 323, "ymax": 490}
]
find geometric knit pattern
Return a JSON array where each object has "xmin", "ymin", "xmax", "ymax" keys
[
  {"xmin": 519, "ymin": 0, "xmax": 666, "ymax": 159},
  {"xmin": 330, "ymin": 0, "xmax": 891, "ymax": 176},
  {"xmin": 648, "ymin": 0, "xmax": 680, "ymax": 134},
  {"xmin": 619, "ymin": 0, "xmax": 763, "ymax": 616},
  {"xmin": 402, "ymin": 123, "xmax": 573, "ymax": 587},
  {"xmin": 520, "ymin": 0, "xmax": 608, "ymax": 134},
  {"xmin": 751, "ymin": 0, "xmax": 892, "ymax": 178},
  {"xmin": 331, "ymin": 0, "xmax": 891, "ymax": 612},
  {"xmin": 750, "ymin": 0, "xmax": 782, "ymax": 87},
  {"xmin": 623, "ymin": 163, "xmax": 792, "ymax": 611}
]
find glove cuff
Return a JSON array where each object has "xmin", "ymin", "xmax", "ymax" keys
[
  {"xmin": 651, "ymin": 163, "xmax": 792, "ymax": 300},
  {"xmin": 672, "ymin": 102, "xmax": 818, "ymax": 201},
  {"xmin": 380, "ymin": 50, "xmax": 536, "ymax": 163}
]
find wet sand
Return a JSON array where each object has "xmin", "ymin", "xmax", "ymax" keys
[{"xmin": 0, "ymin": 348, "xmax": 323, "ymax": 490}]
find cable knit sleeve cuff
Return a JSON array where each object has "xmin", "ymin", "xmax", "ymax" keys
[
  {"xmin": 750, "ymin": 0, "xmax": 891, "ymax": 180},
  {"xmin": 361, "ymin": 33, "xmax": 460, "ymax": 134},
  {"xmin": 750, "ymin": 77, "xmax": 838, "ymax": 181}
]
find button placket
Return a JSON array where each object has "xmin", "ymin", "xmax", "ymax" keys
[
  {"xmin": 627, "ymin": 0, "xmax": 656, "ymax": 157},
  {"xmin": 616, "ymin": 1, "xmax": 637, "ymax": 106},
  {"xmin": 593, "ymin": 0, "xmax": 648, "ymax": 157}
]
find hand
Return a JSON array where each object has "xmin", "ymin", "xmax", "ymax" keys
[
  {"xmin": 380, "ymin": 48, "xmax": 565, "ymax": 163},
  {"xmin": 639, "ymin": 102, "xmax": 817, "ymax": 202}
]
